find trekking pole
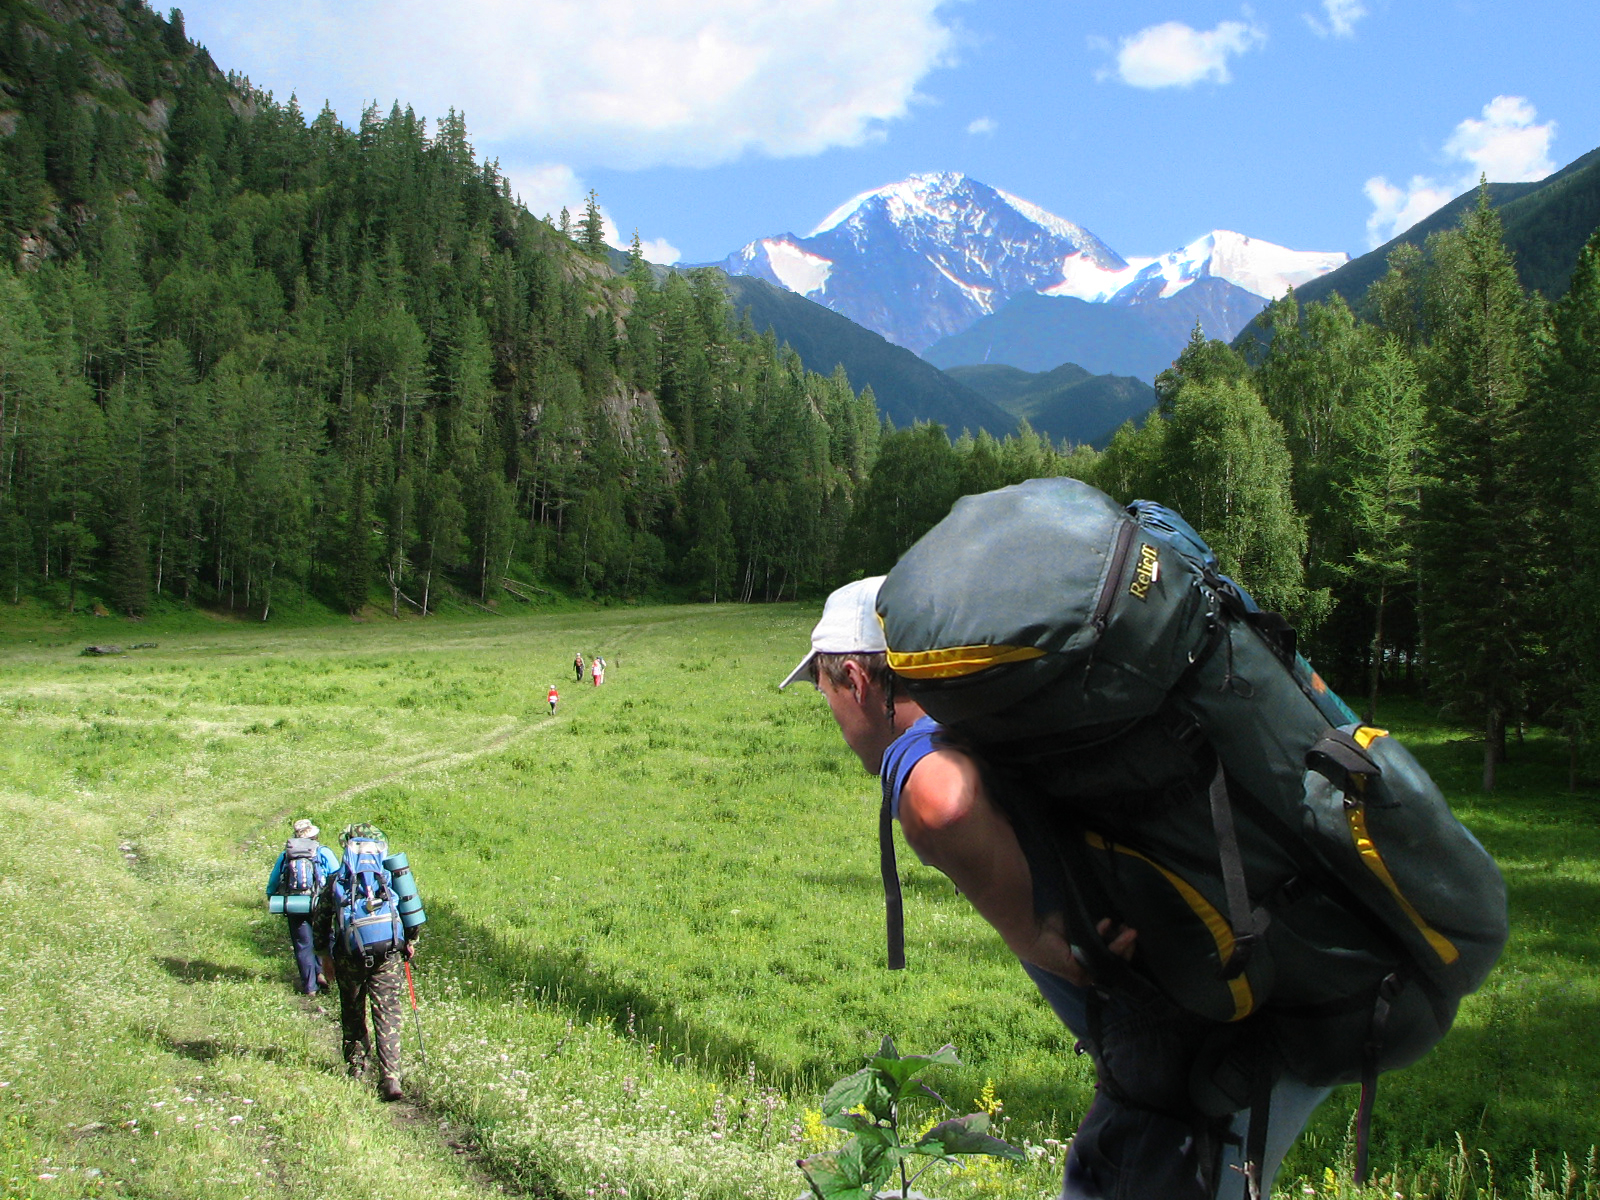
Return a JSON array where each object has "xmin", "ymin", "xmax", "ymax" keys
[{"xmin": 404, "ymin": 959, "xmax": 428, "ymax": 1065}]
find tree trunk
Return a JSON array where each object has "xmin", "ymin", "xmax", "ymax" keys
[
  {"xmin": 1569, "ymin": 725, "xmax": 1580, "ymax": 794},
  {"xmin": 1482, "ymin": 704, "xmax": 1502, "ymax": 792},
  {"xmin": 1366, "ymin": 582, "xmax": 1386, "ymax": 724}
]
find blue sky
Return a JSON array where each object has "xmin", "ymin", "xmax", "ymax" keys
[{"xmin": 178, "ymin": 1, "xmax": 1600, "ymax": 266}]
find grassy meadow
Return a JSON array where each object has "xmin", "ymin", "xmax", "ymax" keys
[{"xmin": 0, "ymin": 602, "xmax": 1595, "ymax": 1199}]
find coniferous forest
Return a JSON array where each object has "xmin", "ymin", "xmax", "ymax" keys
[{"xmin": 5, "ymin": 2, "xmax": 1600, "ymax": 786}]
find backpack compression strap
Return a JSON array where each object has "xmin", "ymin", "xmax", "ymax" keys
[
  {"xmin": 879, "ymin": 793, "xmax": 906, "ymax": 970},
  {"xmin": 1206, "ymin": 763, "xmax": 1271, "ymax": 979}
]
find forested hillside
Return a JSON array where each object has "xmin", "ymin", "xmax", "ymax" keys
[
  {"xmin": 1241, "ymin": 146, "xmax": 1600, "ymax": 341},
  {"xmin": 0, "ymin": 0, "xmax": 1051, "ymax": 617}
]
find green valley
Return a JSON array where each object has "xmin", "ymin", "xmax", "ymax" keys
[{"xmin": 0, "ymin": 607, "xmax": 1595, "ymax": 1199}]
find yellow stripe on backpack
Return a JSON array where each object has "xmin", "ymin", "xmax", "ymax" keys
[{"xmin": 885, "ymin": 643, "xmax": 1045, "ymax": 679}]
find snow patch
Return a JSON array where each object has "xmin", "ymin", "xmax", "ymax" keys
[
  {"xmin": 994, "ymin": 187, "xmax": 1095, "ymax": 247},
  {"xmin": 1049, "ymin": 232, "xmax": 1347, "ymax": 303},
  {"xmin": 810, "ymin": 171, "xmax": 966, "ymax": 235},
  {"xmin": 929, "ymin": 259, "xmax": 996, "ymax": 313},
  {"xmin": 1203, "ymin": 231, "xmax": 1348, "ymax": 299},
  {"xmin": 1044, "ymin": 252, "xmax": 1152, "ymax": 302},
  {"xmin": 760, "ymin": 238, "xmax": 833, "ymax": 296}
]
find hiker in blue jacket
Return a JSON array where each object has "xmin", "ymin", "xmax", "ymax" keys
[
  {"xmin": 265, "ymin": 818, "xmax": 340, "ymax": 996},
  {"xmin": 781, "ymin": 577, "xmax": 1330, "ymax": 1200}
]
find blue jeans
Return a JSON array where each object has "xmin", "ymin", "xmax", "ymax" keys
[
  {"xmin": 288, "ymin": 914, "xmax": 320, "ymax": 994},
  {"xmin": 1022, "ymin": 962, "xmax": 1331, "ymax": 1200}
]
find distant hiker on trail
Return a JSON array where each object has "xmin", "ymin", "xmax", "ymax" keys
[
  {"xmin": 314, "ymin": 822, "xmax": 426, "ymax": 1103},
  {"xmin": 264, "ymin": 818, "xmax": 338, "ymax": 996},
  {"xmin": 548, "ymin": 684, "xmax": 559, "ymax": 715},
  {"xmin": 592, "ymin": 655, "xmax": 603, "ymax": 686},
  {"xmin": 574, "ymin": 652, "xmax": 585, "ymax": 683},
  {"xmin": 782, "ymin": 480, "xmax": 1506, "ymax": 1200}
]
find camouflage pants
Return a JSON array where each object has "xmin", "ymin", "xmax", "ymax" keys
[{"xmin": 335, "ymin": 953, "xmax": 405, "ymax": 1083}]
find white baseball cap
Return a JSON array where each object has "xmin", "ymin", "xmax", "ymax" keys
[{"xmin": 779, "ymin": 575, "xmax": 888, "ymax": 689}]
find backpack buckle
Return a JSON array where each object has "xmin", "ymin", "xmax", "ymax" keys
[{"xmin": 1219, "ymin": 931, "xmax": 1260, "ymax": 981}]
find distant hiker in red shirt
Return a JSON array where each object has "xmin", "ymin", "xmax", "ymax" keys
[
  {"xmin": 548, "ymin": 685, "xmax": 559, "ymax": 715},
  {"xmin": 592, "ymin": 656, "xmax": 602, "ymax": 687}
]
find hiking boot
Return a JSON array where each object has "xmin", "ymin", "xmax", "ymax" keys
[{"xmin": 378, "ymin": 1077, "xmax": 403, "ymax": 1102}]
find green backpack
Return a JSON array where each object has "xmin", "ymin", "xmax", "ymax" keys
[{"xmin": 876, "ymin": 478, "xmax": 1507, "ymax": 1170}]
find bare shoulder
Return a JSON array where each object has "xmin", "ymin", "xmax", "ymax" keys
[{"xmin": 899, "ymin": 747, "xmax": 985, "ymax": 835}]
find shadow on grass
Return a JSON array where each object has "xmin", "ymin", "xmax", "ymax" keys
[
  {"xmin": 422, "ymin": 895, "xmax": 840, "ymax": 1090},
  {"xmin": 794, "ymin": 867, "xmax": 962, "ymax": 901},
  {"xmin": 156, "ymin": 955, "xmax": 274, "ymax": 984},
  {"xmin": 166, "ymin": 1036, "xmax": 295, "ymax": 1064}
]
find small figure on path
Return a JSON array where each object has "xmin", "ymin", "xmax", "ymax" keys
[
  {"xmin": 547, "ymin": 684, "xmax": 559, "ymax": 715},
  {"xmin": 264, "ymin": 818, "xmax": 338, "ymax": 995},
  {"xmin": 592, "ymin": 655, "xmax": 603, "ymax": 686},
  {"xmin": 315, "ymin": 822, "xmax": 423, "ymax": 1102},
  {"xmin": 574, "ymin": 652, "xmax": 585, "ymax": 683}
]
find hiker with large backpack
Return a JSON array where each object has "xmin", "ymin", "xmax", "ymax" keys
[
  {"xmin": 312, "ymin": 822, "xmax": 427, "ymax": 1102},
  {"xmin": 781, "ymin": 478, "xmax": 1507, "ymax": 1200},
  {"xmin": 264, "ymin": 818, "xmax": 340, "ymax": 996}
]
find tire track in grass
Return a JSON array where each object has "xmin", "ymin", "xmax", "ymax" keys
[
  {"xmin": 330, "ymin": 717, "xmax": 537, "ymax": 800},
  {"xmin": 238, "ymin": 717, "xmax": 555, "ymax": 850}
]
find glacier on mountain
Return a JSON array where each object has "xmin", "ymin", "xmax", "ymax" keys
[
  {"xmin": 1043, "ymin": 230, "xmax": 1349, "ymax": 306},
  {"xmin": 743, "ymin": 237, "xmax": 834, "ymax": 296}
]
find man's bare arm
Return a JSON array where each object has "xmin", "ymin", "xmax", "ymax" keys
[{"xmin": 897, "ymin": 749, "xmax": 1136, "ymax": 986}]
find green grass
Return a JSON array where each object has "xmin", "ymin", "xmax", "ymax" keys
[{"xmin": 0, "ymin": 607, "xmax": 1594, "ymax": 1199}]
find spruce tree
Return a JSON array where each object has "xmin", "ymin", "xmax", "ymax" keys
[
  {"xmin": 1526, "ymin": 224, "xmax": 1600, "ymax": 779},
  {"xmin": 581, "ymin": 190, "xmax": 607, "ymax": 258},
  {"xmin": 1416, "ymin": 187, "xmax": 1537, "ymax": 791},
  {"xmin": 1334, "ymin": 339, "xmax": 1426, "ymax": 721},
  {"xmin": 1157, "ymin": 376, "xmax": 1313, "ymax": 621}
]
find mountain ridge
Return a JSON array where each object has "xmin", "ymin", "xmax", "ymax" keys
[
  {"xmin": 714, "ymin": 171, "xmax": 1348, "ymax": 377},
  {"xmin": 1238, "ymin": 145, "xmax": 1600, "ymax": 345}
]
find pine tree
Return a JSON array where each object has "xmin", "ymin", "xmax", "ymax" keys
[
  {"xmin": 1157, "ymin": 376, "xmax": 1313, "ymax": 621},
  {"xmin": 1334, "ymin": 339, "xmax": 1426, "ymax": 721},
  {"xmin": 580, "ymin": 193, "xmax": 606, "ymax": 258},
  {"xmin": 1526, "ymin": 224, "xmax": 1600, "ymax": 779},
  {"xmin": 1416, "ymin": 186, "xmax": 1537, "ymax": 791}
]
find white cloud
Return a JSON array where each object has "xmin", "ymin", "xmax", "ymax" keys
[
  {"xmin": 1363, "ymin": 96, "xmax": 1558, "ymax": 246},
  {"xmin": 1103, "ymin": 17, "xmax": 1266, "ymax": 88},
  {"xmin": 1444, "ymin": 95, "xmax": 1557, "ymax": 183},
  {"xmin": 204, "ymin": 0, "xmax": 957, "ymax": 170},
  {"xmin": 966, "ymin": 116, "xmax": 997, "ymax": 136},
  {"xmin": 1304, "ymin": 0, "xmax": 1367, "ymax": 38},
  {"xmin": 501, "ymin": 161, "xmax": 679, "ymax": 263},
  {"xmin": 1363, "ymin": 176, "xmax": 1456, "ymax": 249},
  {"xmin": 637, "ymin": 237, "xmax": 682, "ymax": 265}
]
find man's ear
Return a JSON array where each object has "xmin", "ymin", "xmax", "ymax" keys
[{"xmin": 841, "ymin": 658, "xmax": 870, "ymax": 703}]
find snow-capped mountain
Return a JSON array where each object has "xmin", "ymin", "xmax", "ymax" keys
[
  {"xmin": 1046, "ymin": 230, "xmax": 1350, "ymax": 308},
  {"xmin": 716, "ymin": 174, "xmax": 1349, "ymax": 369},
  {"xmin": 719, "ymin": 173, "xmax": 1126, "ymax": 352}
]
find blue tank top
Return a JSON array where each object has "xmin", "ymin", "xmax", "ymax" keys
[{"xmin": 881, "ymin": 715, "xmax": 945, "ymax": 821}]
